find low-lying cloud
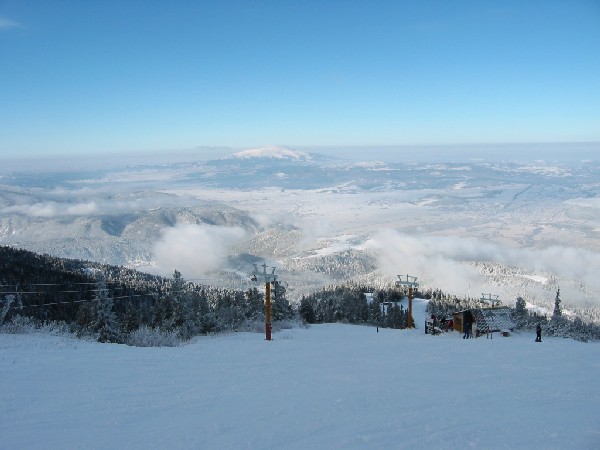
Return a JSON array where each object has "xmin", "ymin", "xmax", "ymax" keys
[
  {"xmin": 365, "ymin": 230, "xmax": 600, "ymax": 304},
  {"xmin": 2, "ymin": 201, "xmax": 98, "ymax": 217},
  {"xmin": 365, "ymin": 231, "xmax": 486, "ymax": 295},
  {"xmin": 0, "ymin": 190, "xmax": 201, "ymax": 218},
  {"xmin": 152, "ymin": 223, "xmax": 247, "ymax": 280}
]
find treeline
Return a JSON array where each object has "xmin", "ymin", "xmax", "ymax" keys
[
  {"xmin": 0, "ymin": 246, "xmax": 295, "ymax": 345},
  {"xmin": 512, "ymin": 293, "xmax": 600, "ymax": 342},
  {"xmin": 298, "ymin": 283, "xmax": 419, "ymax": 329}
]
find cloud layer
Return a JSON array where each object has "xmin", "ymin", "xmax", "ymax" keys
[
  {"xmin": 2, "ymin": 201, "xmax": 98, "ymax": 217},
  {"xmin": 152, "ymin": 224, "xmax": 247, "ymax": 279},
  {"xmin": 365, "ymin": 230, "xmax": 600, "ymax": 304}
]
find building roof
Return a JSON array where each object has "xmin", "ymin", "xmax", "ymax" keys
[{"xmin": 471, "ymin": 307, "xmax": 516, "ymax": 332}]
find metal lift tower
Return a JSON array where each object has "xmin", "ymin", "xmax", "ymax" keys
[
  {"xmin": 251, "ymin": 263, "xmax": 278, "ymax": 341},
  {"xmin": 396, "ymin": 274, "xmax": 418, "ymax": 329}
]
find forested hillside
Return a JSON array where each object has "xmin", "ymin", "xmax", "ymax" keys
[{"xmin": 0, "ymin": 246, "xmax": 295, "ymax": 345}]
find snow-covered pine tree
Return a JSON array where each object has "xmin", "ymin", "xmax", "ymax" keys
[
  {"xmin": 230, "ymin": 290, "xmax": 247, "ymax": 330},
  {"xmin": 168, "ymin": 269, "xmax": 185, "ymax": 331},
  {"xmin": 92, "ymin": 274, "xmax": 120, "ymax": 343},
  {"xmin": 552, "ymin": 288, "xmax": 562, "ymax": 319},
  {"xmin": 244, "ymin": 287, "xmax": 264, "ymax": 322},
  {"xmin": 514, "ymin": 297, "xmax": 528, "ymax": 329},
  {"xmin": 121, "ymin": 298, "xmax": 141, "ymax": 335},
  {"xmin": 172, "ymin": 270, "xmax": 206, "ymax": 340},
  {"xmin": 196, "ymin": 288, "xmax": 217, "ymax": 334},
  {"xmin": 400, "ymin": 303, "xmax": 408, "ymax": 329},
  {"xmin": 0, "ymin": 294, "xmax": 15, "ymax": 325},
  {"xmin": 271, "ymin": 281, "xmax": 294, "ymax": 322},
  {"xmin": 387, "ymin": 303, "xmax": 403, "ymax": 329},
  {"xmin": 368, "ymin": 296, "xmax": 383, "ymax": 327},
  {"xmin": 571, "ymin": 317, "xmax": 589, "ymax": 342},
  {"xmin": 152, "ymin": 270, "xmax": 182, "ymax": 332},
  {"xmin": 179, "ymin": 290, "xmax": 200, "ymax": 340},
  {"xmin": 298, "ymin": 296, "xmax": 316, "ymax": 323},
  {"xmin": 549, "ymin": 288, "xmax": 570, "ymax": 337}
]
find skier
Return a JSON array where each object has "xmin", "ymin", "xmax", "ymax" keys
[
  {"xmin": 463, "ymin": 320, "xmax": 471, "ymax": 339},
  {"xmin": 535, "ymin": 323, "xmax": 542, "ymax": 342}
]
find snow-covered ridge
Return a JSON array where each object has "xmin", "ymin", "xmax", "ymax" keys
[{"xmin": 227, "ymin": 146, "xmax": 311, "ymax": 161}]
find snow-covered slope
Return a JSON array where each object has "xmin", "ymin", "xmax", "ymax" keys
[{"xmin": 1, "ymin": 320, "xmax": 598, "ymax": 450}]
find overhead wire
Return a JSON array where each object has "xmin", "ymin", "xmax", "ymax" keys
[{"xmin": 1, "ymin": 280, "xmax": 240, "ymax": 311}]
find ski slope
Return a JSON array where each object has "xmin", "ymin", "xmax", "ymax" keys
[{"xmin": 1, "ymin": 301, "xmax": 599, "ymax": 450}]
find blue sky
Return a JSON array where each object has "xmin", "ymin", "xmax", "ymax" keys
[{"xmin": 1, "ymin": 0, "xmax": 599, "ymax": 159}]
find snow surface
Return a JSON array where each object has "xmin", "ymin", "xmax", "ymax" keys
[{"xmin": 1, "ymin": 299, "xmax": 599, "ymax": 450}]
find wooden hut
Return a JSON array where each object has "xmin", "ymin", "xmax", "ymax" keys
[
  {"xmin": 453, "ymin": 307, "xmax": 516, "ymax": 337},
  {"xmin": 452, "ymin": 309, "xmax": 474, "ymax": 333}
]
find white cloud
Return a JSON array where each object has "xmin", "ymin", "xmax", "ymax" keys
[
  {"xmin": 152, "ymin": 223, "xmax": 247, "ymax": 279},
  {"xmin": 1, "ymin": 201, "xmax": 98, "ymax": 217},
  {"xmin": 365, "ymin": 230, "xmax": 486, "ymax": 296},
  {"xmin": 0, "ymin": 17, "xmax": 20, "ymax": 29},
  {"xmin": 365, "ymin": 230, "xmax": 600, "ymax": 303},
  {"xmin": 566, "ymin": 197, "xmax": 600, "ymax": 209},
  {"xmin": 0, "ymin": 185, "xmax": 198, "ymax": 217}
]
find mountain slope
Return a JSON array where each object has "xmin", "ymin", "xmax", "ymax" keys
[{"xmin": 1, "ymin": 322, "xmax": 598, "ymax": 449}]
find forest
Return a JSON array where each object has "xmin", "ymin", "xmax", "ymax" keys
[{"xmin": 0, "ymin": 246, "xmax": 295, "ymax": 345}]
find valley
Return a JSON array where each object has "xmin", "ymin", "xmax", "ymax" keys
[{"xmin": 1, "ymin": 147, "xmax": 599, "ymax": 316}]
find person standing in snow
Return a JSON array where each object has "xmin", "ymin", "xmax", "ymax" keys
[
  {"xmin": 463, "ymin": 320, "xmax": 471, "ymax": 339},
  {"xmin": 535, "ymin": 324, "xmax": 542, "ymax": 342}
]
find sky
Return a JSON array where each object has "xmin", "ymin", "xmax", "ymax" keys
[{"xmin": 1, "ymin": 0, "xmax": 600, "ymax": 160}]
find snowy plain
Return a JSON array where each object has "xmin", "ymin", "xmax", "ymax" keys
[{"xmin": 1, "ymin": 300, "xmax": 599, "ymax": 450}]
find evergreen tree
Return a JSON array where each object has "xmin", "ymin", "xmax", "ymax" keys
[
  {"xmin": 121, "ymin": 298, "xmax": 141, "ymax": 335},
  {"xmin": 387, "ymin": 303, "xmax": 403, "ymax": 329},
  {"xmin": 299, "ymin": 296, "xmax": 316, "ymax": 324},
  {"xmin": 368, "ymin": 298, "xmax": 383, "ymax": 327},
  {"xmin": 152, "ymin": 295, "xmax": 174, "ymax": 330},
  {"xmin": 152, "ymin": 270, "xmax": 183, "ymax": 332},
  {"xmin": 244, "ymin": 287, "xmax": 264, "ymax": 322},
  {"xmin": 514, "ymin": 297, "xmax": 528, "ymax": 329},
  {"xmin": 272, "ymin": 282, "xmax": 294, "ymax": 322},
  {"xmin": 168, "ymin": 269, "xmax": 185, "ymax": 330},
  {"xmin": 91, "ymin": 274, "xmax": 120, "ymax": 343},
  {"xmin": 552, "ymin": 288, "xmax": 562, "ymax": 319},
  {"xmin": 549, "ymin": 288, "xmax": 571, "ymax": 337},
  {"xmin": 0, "ymin": 294, "xmax": 15, "ymax": 325},
  {"xmin": 197, "ymin": 289, "xmax": 217, "ymax": 334}
]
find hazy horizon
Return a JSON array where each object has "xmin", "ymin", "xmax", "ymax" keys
[{"xmin": 1, "ymin": 141, "xmax": 599, "ymax": 173}]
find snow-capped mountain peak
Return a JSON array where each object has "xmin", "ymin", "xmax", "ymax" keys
[{"xmin": 227, "ymin": 146, "xmax": 311, "ymax": 161}]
